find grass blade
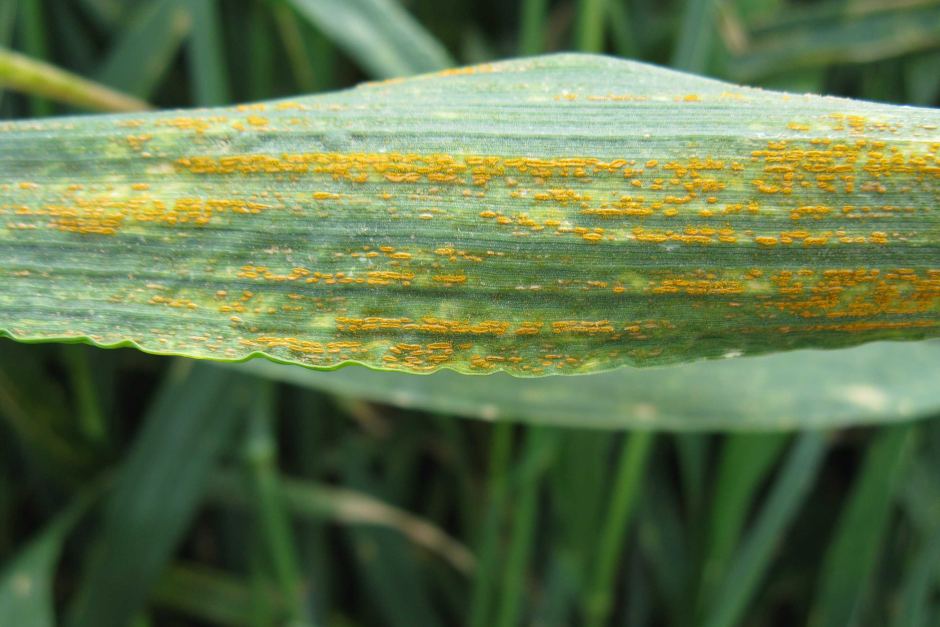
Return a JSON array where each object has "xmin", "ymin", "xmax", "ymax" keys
[
  {"xmin": 583, "ymin": 431, "xmax": 655, "ymax": 627},
  {"xmin": 0, "ymin": 522, "xmax": 62, "ymax": 627},
  {"xmin": 0, "ymin": 54, "xmax": 938, "ymax": 380},
  {"xmin": 0, "ymin": 489, "xmax": 96, "ymax": 627},
  {"xmin": 0, "ymin": 1, "xmax": 16, "ymax": 47},
  {"xmin": 243, "ymin": 2, "xmax": 276, "ymax": 102},
  {"xmin": 340, "ymin": 442, "xmax": 445, "ymax": 627},
  {"xmin": 0, "ymin": 343, "xmax": 95, "ymax": 477},
  {"xmin": 697, "ymin": 433, "xmax": 789, "ymax": 614},
  {"xmin": 74, "ymin": 0, "xmax": 127, "ymax": 30},
  {"xmin": 60, "ymin": 345, "xmax": 107, "ymax": 449},
  {"xmin": 496, "ymin": 427, "xmax": 557, "ymax": 627},
  {"xmin": 674, "ymin": 433, "xmax": 708, "ymax": 520},
  {"xmin": 65, "ymin": 361, "xmax": 247, "ymax": 627},
  {"xmin": 469, "ymin": 422, "xmax": 514, "ymax": 627},
  {"xmin": 151, "ymin": 562, "xmax": 284, "ymax": 627},
  {"xmin": 544, "ymin": 430, "xmax": 618, "ymax": 619},
  {"xmin": 206, "ymin": 468, "xmax": 475, "ymax": 574},
  {"xmin": 607, "ymin": 0, "xmax": 637, "ymax": 59},
  {"xmin": 703, "ymin": 432, "xmax": 827, "ymax": 627},
  {"xmin": 575, "ymin": 0, "xmax": 608, "ymax": 52},
  {"xmin": 810, "ymin": 424, "xmax": 914, "ymax": 627},
  {"xmin": 287, "ymin": 0, "xmax": 452, "ymax": 78},
  {"xmin": 905, "ymin": 51, "xmax": 940, "ymax": 106},
  {"xmin": 731, "ymin": 4, "xmax": 940, "ymax": 81},
  {"xmin": 519, "ymin": 0, "xmax": 549, "ymax": 55},
  {"xmin": 95, "ymin": 0, "xmax": 192, "ymax": 97},
  {"xmin": 894, "ymin": 427, "xmax": 940, "ymax": 627},
  {"xmin": 186, "ymin": 0, "xmax": 230, "ymax": 106},
  {"xmin": 271, "ymin": 2, "xmax": 318, "ymax": 94},
  {"xmin": 241, "ymin": 380, "xmax": 315, "ymax": 626},
  {"xmin": 638, "ymin": 464, "xmax": 692, "ymax": 625},
  {"xmin": 672, "ymin": 0, "xmax": 718, "ymax": 72},
  {"xmin": 0, "ymin": 0, "xmax": 18, "ymax": 109},
  {"xmin": 894, "ymin": 532, "xmax": 940, "ymax": 627},
  {"xmin": 239, "ymin": 341, "xmax": 940, "ymax": 430},
  {"xmin": 16, "ymin": 0, "xmax": 52, "ymax": 116}
]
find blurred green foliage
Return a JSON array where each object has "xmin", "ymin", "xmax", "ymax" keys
[{"xmin": 1, "ymin": 0, "xmax": 939, "ymax": 626}]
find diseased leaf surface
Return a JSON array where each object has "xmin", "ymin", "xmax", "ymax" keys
[{"xmin": 0, "ymin": 54, "xmax": 937, "ymax": 375}]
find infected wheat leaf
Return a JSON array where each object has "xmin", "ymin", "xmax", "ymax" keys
[{"xmin": 0, "ymin": 54, "xmax": 937, "ymax": 375}]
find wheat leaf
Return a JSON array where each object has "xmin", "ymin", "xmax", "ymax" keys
[
  {"xmin": 0, "ymin": 54, "xmax": 937, "ymax": 376},
  {"xmin": 236, "ymin": 341, "xmax": 940, "ymax": 430}
]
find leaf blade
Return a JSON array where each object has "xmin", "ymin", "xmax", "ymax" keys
[
  {"xmin": 236, "ymin": 341, "xmax": 940, "ymax": 430},
  {"xmin": 287, "ymin": 0, "xmax": 452, "ymax": 78},
  {"xmin": 0, "ymin": 54, "xmax": 938, "ymax": 378},
  {"xmin": 0, "ymin": 492, "xmax": 94, "ymax": 627},
  {"xmin": 65, "ymin": 361, "xmax": 247, "ymax": 627},
  {"xmin": 810, "ymin": 424, "xmax": 914, "ymax": 627}
]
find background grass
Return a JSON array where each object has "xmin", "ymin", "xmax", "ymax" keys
[{"xmin": 1, "ymin": 0, "xmax": 940, "ymax": 626}]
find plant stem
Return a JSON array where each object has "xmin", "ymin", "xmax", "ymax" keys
[{"xmin": 0, "ymin": 46, "xmax": 151, "ymax": 111}]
